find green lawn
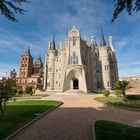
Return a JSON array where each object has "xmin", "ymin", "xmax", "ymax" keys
[
  {"xmin": 94, "ymin": 120, "xmax": 140, "ymax": 140},
  {"xmin": 0, "ymin": 100, "xmax": 61, "ymax": 140},
  {"xmin": 95, "ymin": 96, "xmax": 140, "ymax": 110}
]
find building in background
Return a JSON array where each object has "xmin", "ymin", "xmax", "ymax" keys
[
  {"xmin": 19, "ymin": 47, "xmax": 44, "ymax": 90},
  {"xmin": 44, "ymin": 26, "xmax": 119, "ymax": 93},
  {"xmin": 120, "ymin": 76, "xmax": 140, "ymax": 94}
]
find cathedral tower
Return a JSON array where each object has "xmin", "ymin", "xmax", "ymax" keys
[{"xmin": 20, "ymin": 47, "xmax": 33, "ymax": 78}]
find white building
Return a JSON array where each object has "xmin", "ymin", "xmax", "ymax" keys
[{"xmin": 44, "ymin": 26, "xmax": 118, "ymax": 93}]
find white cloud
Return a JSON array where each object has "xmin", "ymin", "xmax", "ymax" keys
[{"xmin": 0, "ymin": 0, "xmax": 140, "ymax": 77}]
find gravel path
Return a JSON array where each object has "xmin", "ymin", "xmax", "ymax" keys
[{"xmin": 11, "ymin": 95, "xmax": 140, "ymax": 140}]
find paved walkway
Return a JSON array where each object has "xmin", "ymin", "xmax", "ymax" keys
[{"xmin": 11, "ymin": 94, "xmax": 140, "ymax": 140}]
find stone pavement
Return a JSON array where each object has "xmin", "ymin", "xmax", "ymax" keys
[{"xmin": 11, "ymin": 94, "xmax": 140, "ymax": 140}]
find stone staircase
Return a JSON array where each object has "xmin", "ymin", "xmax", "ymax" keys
[{"xmin": 64, "ymin": 89, "xmax": 87, "ymax": 95}]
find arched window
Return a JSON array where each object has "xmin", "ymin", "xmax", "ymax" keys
[
  {"xmin": 73, "ymin": 51, "xmax": 77, "ymax": 64},
  {"xmin": 70, "ymin": 52, "xmax": 78, "ymax": 64},
  {"xmin": 73, "ymin": 37, "xmax": 76, "ymax": 45},
  {"xmin": 70, "ymin": 56, "xmax": 72, "ymax": 64},
  {"xmin": 107, "ymin": 81, "xmax": 110, "ymax": 87},
  {"xmin": 73, "ymin": 78, "xmax": 79, "ymax": 89},
  {"xmin": 107, "ymin": 65, "xmax": 109, "ymax": 70},
  {"xmin": 97, "ymin": 81, "xmax": 100, "ymax": 89},
  {"xmin": 76, "ymin": 56, "xmax": 78, "ymax": 64},
  {"xmin": 73, "ymin": 52, "xmax": 78, "ymax": 64},
  {"xmin": 73, "ymin": 51, "xmax": 76, "ymax": 59}
]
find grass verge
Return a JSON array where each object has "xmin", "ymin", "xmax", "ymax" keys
[
  {"xmin": 0, "ymin": 100, "xmax": 61, "ymax": 140},
  {"xmin": 95, "ymin": 96, "xmax": 140, "ymax": 110},
  {"xmin": 94, "ymin": 120, "xmax": 140, "ymax": 140}
]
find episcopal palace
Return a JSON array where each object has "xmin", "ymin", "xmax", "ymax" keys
[{"xmin": 43, "ymin": 26, "xmax": 118, "ymax": 93}]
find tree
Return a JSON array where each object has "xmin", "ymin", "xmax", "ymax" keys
[
  {"xmin": 10, "ymin": 69, "xmax": 17, "ymax": 79},
  {"xmin": 0, "ymin": 0, "xmax": 29, "ymax": 22},
  {"xmin": 114, "ymin": 80, "xmax": 132, "ymax": 97},
  {"xmin": 112, "ymin": 0, "xmax": 140, "ymax": 21},
  {"xmin": 0, "ymin": 77, "xmax": 17, "ymax": 116}
]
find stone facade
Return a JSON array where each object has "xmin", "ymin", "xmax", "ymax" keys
[
  {"xmin": 44, "ymin": 26, "xmax": 118, "ymax": 93},
  {"xmin": 19, "ymin": 47, "xmax": 44, "ymax": 90}
]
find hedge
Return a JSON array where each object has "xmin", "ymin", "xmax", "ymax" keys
[{"xmin": 126, "ymin": 95, "xmax": 140, "ymax": 100}]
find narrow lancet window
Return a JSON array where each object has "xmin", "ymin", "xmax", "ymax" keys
[{"xmin": 73, "ymin": 37, "xmax": 76, "ymax": 45}]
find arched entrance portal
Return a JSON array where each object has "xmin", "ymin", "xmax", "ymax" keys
[{"xmin": 73, "ymin": 79, "xmax": 79, "ymax": 89}]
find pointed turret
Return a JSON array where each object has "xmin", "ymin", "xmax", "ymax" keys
[
  {"xmin": 50, "ymin": 34, "xmax": 56, "ymax": 50},
  {"xmin": 100, "ymin": 29, "xmax": 106, "ymax": 46},
  {"xmin": 109, "ymin": 36, "xmax": 115, "ymax": 52},
  {"xmin": 91, "ymin": 36, "xmax": 94, "ymax": 45},
  {"xmin": 36, "ymin": 56, "xmax": 43, "ymax": 64},
  {"xmin": 26, "ymin": 46, "xmax": 30, "ymax": 55},
  {"xmin": 94, "ymin": 38, "xmax": 98, "ymax": 46}
]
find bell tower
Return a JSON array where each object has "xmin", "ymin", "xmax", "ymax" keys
[{"xmin": 20, "ymin": 47, "xmax": 33, "ymax": 78}]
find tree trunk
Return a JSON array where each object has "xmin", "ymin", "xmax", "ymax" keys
[
  {"xmin": 0, "ymin": 101, "xmax": 4, "ymax": 116},
  {"xmin": 122, "ymin": 90, "xmax": 125, "ymax": 97}
]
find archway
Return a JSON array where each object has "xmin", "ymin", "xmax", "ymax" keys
[{"xmin": 73, "ymin": 79, "xmax": 79, "ymax": 89}]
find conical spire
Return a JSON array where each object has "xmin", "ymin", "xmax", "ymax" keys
[
  {"xmin": 91, "ymin": 36, "xmax": 94, "ymax": 45},
  {"xmin": 38, "ymin": 55, "xmax": 41, "ymax": 62},
  {"xmin": 50, "ymin": 33, "xmax": 56, "ymax": 50},
  {"xmin": 100, "ymin": 29, "xmax": 106, "ymax": 46},
  {"xmin": 26, "ymin": 45, "xmax": 30, "ymax": 55},
  {"xmin": 94, "ymin": 38, "xmax": 98, "ymax": 46}
]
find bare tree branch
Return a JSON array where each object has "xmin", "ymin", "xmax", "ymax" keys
[
  {"xmin": 0, "ymin": 0, "xmax": 29, "ymax": 22},
  {"xmin": 112, "ymin": 0, "xmax": 140, "ymax": 22}
]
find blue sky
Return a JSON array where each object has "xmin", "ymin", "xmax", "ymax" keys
[{"xmin": 0, "ymin": 0, "xmax": 140, "ymax": 77}]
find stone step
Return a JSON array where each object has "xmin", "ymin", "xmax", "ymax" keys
[{"xmin": 64, "ymin": 90, "xmax": 86, "ymax": 94}]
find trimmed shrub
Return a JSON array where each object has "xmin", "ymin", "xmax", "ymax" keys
[
  {"xmin": 25, "ymin": 86, "xmax": 33, "ymax": 94},
  {"xmin": 16, "ymin": 89, "xmax": 23, "ymax": 94},
  {"xmin": 30, "ymin": 91, "xmax": 33, "ymax": 96},
  {"xmin": 13, "ymin": 88, "xmax": 17, "ymax": 94},
  {"xmin": 12, "ymin": 97, "xmax": 17, "ymax": 102},
  {"xmin": 102, "ymin": 89, "xmax": 110, "ymax": 97},
  {"xmin": 126, "ymin": 95, "xmax": 140, "ymax": 100},
  {"xmin": 114, "ymin": 90, "xmax": 122, "ymax": 97}
]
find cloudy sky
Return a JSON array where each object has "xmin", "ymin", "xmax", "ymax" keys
[{"xmin": 0, "ymin": 0, "xmax": 140, "ymax": 77}]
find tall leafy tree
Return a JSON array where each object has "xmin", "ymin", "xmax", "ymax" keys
[
  {"xmin": 0, "ymin": 0, "xmax": 29, "ymax": 22},
  {"xmin": 112, "ymin": 0, "xmax": 140, "ymax": 21},
  {"xmin": 114, "ymin": 80, "xmax": 132, "ymax": 96},
  {"xmin": 0, "ymin": 78, "xmax": 17, "ymax": 116}
]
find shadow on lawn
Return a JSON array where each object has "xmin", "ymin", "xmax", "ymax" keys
[
  {"xmin": 2, "ymin": 104, "xmax": 140, "ymax": 140},
  {"xmin": 0, "ymin": 104, "xmax": 58, "ymax": 140}
]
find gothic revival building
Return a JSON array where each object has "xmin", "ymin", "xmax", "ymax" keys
[
  {"xmin": 19, "ymin": 47, "xmax": 44, "ymax": 89},
  {"xmin": 44, "ymin": 26, "xmax": 118, "ymax": 93}
]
